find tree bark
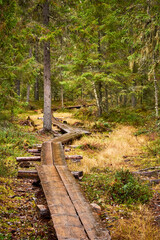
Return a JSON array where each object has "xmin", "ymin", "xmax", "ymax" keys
[
  {"xmin": 61, "ymin": 85, "xmax": 64, "ymax": 108},
  {"xmin": 153, "ymin": 69, "xmax": 158, "ymax": 117},
  {"xmin": 34, "ymin": 40, "xmax": 39, "ymax": 101},
  {"xmin": 93, "ymin": 82, "xmax": 102, "ymax": 116},
  {"xmin": 43, "ymin": 0, "xmax": 52, "ymax": 131},
  {"xmin": 104, "ymin": 84, "xmax": 109, "ymax": 113},
  {"xmin": 97, "ymin": 81, "xmax": 102, "ymax": 116},
  {"xmin": 26, "ymin": 84, "xmax": 30, "ymax": 103},
  {"xmin": 131, "ymin": 92, "xmax": 136, "ymax": 108},
  {"xmin": 26, "ymin": 48, "xmax": 32, "ymax": 103}
]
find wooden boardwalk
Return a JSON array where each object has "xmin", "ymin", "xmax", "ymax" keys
[{"xmin": 18, "ymin": 118, "xmax": 111, "ymax": 239}]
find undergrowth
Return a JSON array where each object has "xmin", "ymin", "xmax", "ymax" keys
[
  {"xmin": 0, "ymin": 120, "xmax": 37, "ymax": 177},
  {"xmin": 80, "ymin": 169, "xmax": 152, "ymax": 206}
]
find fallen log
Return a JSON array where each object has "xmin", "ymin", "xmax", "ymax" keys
[
  {"xmin": 132, "ymin": 170, "xmax": 160, "ymax": 177},
  {"xmin": 52, "ymin": 104, "xmax": 96, "ymax": 111},
  {"xmin": 149, "ymin": 179, "xmax": 160, "ymax": 185},
  {"xmin": 28, "ymin": 149, "xmax": 41, "ymax": 153},
  {"xmin": 65, "ymin": 155, "xmax": 83, "ymax": 160},
  {"xmin": 16, "ymin": 156, "xmax": 41, "ymax": 162},
  {"xmin": 139, "ymin": 166, "xmax": 160, "ymax": 172},
  {"xmin": 18, "ymin": 170, "xmax": 39, "ymax": 179}
]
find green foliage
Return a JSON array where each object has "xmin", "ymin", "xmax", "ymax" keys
[
  {"xmin": 109, "ymin": 169, "xmax": 152, "ymax": 204},
  {"xmin": 0, "ymin": 121, "xmax": 37, "ymax": 177},
  {"xmin": 81, "ymin": 169, "xmax": 152, "ymax": 206},
  {"xmin": 74, "ymin": 106, "xmax": 97, "ymax": 121},
  {"xmin": 103, "ymin": 108, "xmax": 146, "ymax": 126}
]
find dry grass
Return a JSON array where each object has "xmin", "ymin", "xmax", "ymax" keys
[
  {"xmin": 111, "ymin": 205, "xmax": 160, "ymax": 240},
  {"xmin": 68, "ymin": 125, "xmax": 147, "ymax": 173}
]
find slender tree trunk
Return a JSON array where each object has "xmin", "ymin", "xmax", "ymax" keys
[
  {"xmin": 93, "ymin": 82, "xmax": 101, "ymax": 116},
  {"xmin": 131, "ymin": 92, "xmax": 136, "ymax": 108},
  {"xmin": 140, "ymin": 80, "xmax": 144, "ymax": 105},
  {"xmin": 43, "ymin": 0, "xmax": 52, "ymax": 131},
  {"xmin": 15, "ymin": 79, "xmax": 20, "ymax": 96},
  {"xmin": 97, "ymin": 81, "xmax": 102, "ymax": 116},
  {"xmin": 26, "ymin": 48, "xmax": 32, "ymax": 103},
  {"xmin": 61, "ymin": 86, "xmax": 64, "ymax": 108},
  {"xmin": 34, "ymin": 40, "xmax": 39, "ymax": 101},
  {"xmin": 26, "ymin": 85, "xmax": 30, "ymax": 103},
  {"xmin": 104, "ymin": 84, "xmax": 109, "ymax": 113},
  {"xmin": 123, "ymin": 94, "xmax": 127, "ymax": 107},
  {"xmin": 153, "ymin": 69, "xmax": 158, "ymax": 117}
]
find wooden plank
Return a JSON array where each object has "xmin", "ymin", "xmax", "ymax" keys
[
  {"xmin": 52, "ymin": 117, "xmax": 90, "ymax": 135},
  {"xmin": 36, "ymin": 165, "xmax": 88, "ymax": 240},
  {"xmin": 41, "ymin": 141, "xmax": 53, "ymax": 165},
  {"xmin": 56, "ymin": 165, "xmax": 111, "ymax": 240},
  {"xmin": 52, "ymin": 142, "xmax": 66, "ymax": 165}
]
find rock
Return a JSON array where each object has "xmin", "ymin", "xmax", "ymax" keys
[{"xmin": 91, "ymin": 203, "xmax": 101, "ymax": 215}]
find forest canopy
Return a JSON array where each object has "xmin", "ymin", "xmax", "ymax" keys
[{"xmin": 0, "ymin": 0, "xmax": 159, "ymax": 117}]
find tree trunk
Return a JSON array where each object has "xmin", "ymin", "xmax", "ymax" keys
[
  {"xmin": 93, "ymin": 82, "xmax": 102, "ymax": 117},
  {"xmin": 26, "ymin": 48, "xmax": 32, "ymax": 103},
  {"xmin": 97, "ymin": 81, "xmax": 102, "ymax": 116},
  {"xmin": 26, "ymin": 84, "xmax": 30, "ymax": 103},
  {"xmin": 104, "ymin": 84, "xmax": 109, "ymax": 113},
  {"xmin": 153, "ymin": 69, "xmax": 158, "ymax": 117},
  {"xmin": 131, "ymin": 92, "xmax": 136, "ymax": 108},
  {"xmin": 34, "ymin": 40, "xmax": 39, "ymax": 101},
  {"xmin": 61, "ymin": 85, "xmax": 64, "ymax": 108},
  {"xmin": 43, "ymin": 0, "xmax": 52, "ymax": 131},
  {"xmin": 123, "ymin": 94, "xmax": 127, "ymax": 107},
  {"xmin": 15, "ymin": 79, "xmax": 20, "ymax": 96}
]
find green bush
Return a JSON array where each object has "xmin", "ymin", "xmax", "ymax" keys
[
  {"xmin": 81, "ymin": 169, "xmax": 152, "ymax": 206},
  {"xmin": 103, "ymin": 108, "xmax": 146, "ymax": 126},
  {"xmin": 109, "ymin": 169, "xmax": 152, "ymax": 204}
]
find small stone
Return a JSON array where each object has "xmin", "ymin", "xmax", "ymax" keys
[{"xmin": 91, "ymin": 203, "xmax": 101, "ymax": 215}]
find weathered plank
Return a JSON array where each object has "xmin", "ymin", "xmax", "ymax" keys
[
  {"xmin": 41, "ymin": 141, "xmax": 53, "ymax": 165},
  {"xmin": 36, "ymin": 165, "xmax": 88, "ymax": 240},
  {"xmin": 56, "ymin": 165, "xmax": 111, "ymax": 240},
  {"xmin": 52, "ymin": 117, "xmax": 90, "ymax": 135}
]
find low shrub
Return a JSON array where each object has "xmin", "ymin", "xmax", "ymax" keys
[
  {"xmin": 81, "ymin": 169, "xmax": 152, "ymax": 206},
  {"xmin": 103, "ymin": 108, "xmax": 146, "ymax": 126}
]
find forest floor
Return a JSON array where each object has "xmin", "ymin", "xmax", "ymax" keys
[{"xmin": 0, "ymin": 109, "xmax": 160, "ymax": 239}]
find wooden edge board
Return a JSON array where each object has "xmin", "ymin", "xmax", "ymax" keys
[
  {"xmin": 36, "ymin": 165, "xmax": 89, "ymax": 240},
  {"xmin": 56, "ymin": 165, "xmax": 111, "ymax": 240}
]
